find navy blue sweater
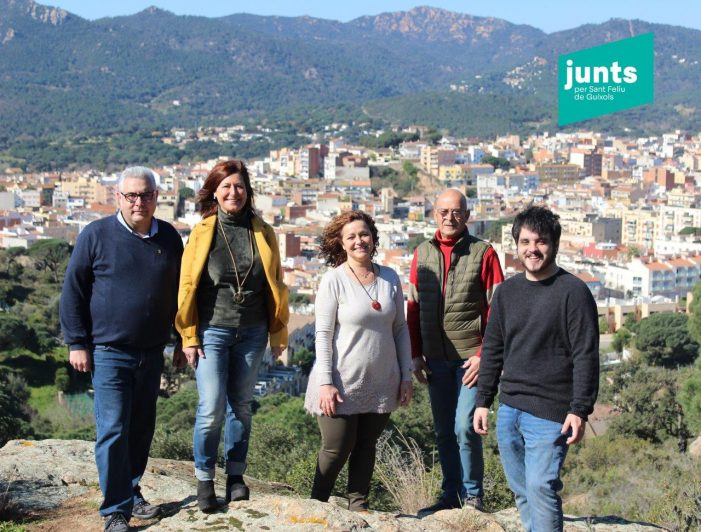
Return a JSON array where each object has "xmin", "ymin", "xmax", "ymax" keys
[
  {"xmin": 60, "ymin": 215, "xmax": 183, "ymax": 351},
  {"xmin": 476, "ymin": 268, "xmax": 599, "ymax": 423}
]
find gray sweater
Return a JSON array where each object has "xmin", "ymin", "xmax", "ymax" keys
[{"xmin": 304, "ymin": 264, "xmax": 413, "ymax": 416}]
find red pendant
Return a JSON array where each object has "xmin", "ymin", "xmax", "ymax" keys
[{"xmin": 371, "ymin": 300, "xmax": 382, "ymax": 311}]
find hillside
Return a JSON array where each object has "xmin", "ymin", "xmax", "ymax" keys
[{"xmin": 0, "ymin": 1, "xmax": 700, "ymax": 142}]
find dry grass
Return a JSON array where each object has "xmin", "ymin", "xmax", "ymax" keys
[
  {"xmin": 374, "ymin": 429, "xmax": 440, "ymax": 514},
  {"xmin": 431, "ymin": 507, "xmax": 494, "ymax": 531}
]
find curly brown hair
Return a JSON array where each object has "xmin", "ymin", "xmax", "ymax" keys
[
  {"xmin": 319, "ymin": 211, "xmax": 379, "ymax": 267},
  {"xmin": 197, "ymin": 159, "xmax": 254, "ymax": 218}
]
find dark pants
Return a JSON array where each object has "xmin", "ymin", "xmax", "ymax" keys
[
  {"xmin": 311, "ymin": 413, "xmax": 390, "ymax": 511},
  {"xmin": 92, "ymin": 345, "xmax": 164, "ymax": 518}
]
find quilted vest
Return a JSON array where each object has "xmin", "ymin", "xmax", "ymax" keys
[{"xmin": 416, "ymin": 232, "xmax": 490, "ymax": 360}]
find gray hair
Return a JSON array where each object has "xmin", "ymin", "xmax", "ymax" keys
[{"xmin": 118, "ymin": 166, "xmax": 158, "ymax": 191}]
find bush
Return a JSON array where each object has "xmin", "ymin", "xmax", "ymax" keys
[
  {"xmin": 635, "ymin": 312, "xmax": 698, "ymax": 367},
  {"xmin": 54, "ymin": 367, "xmax": 70, "ymax": 393},
  {"xmin": 563, "ymin": 436, "xmax": 701, "ymax": 529},
  {"xmin": 150, "ymin": 427, "xmax": 192, "ymax": 461},
  {"xmin": 0, "ymin": 372, "xmax": 33, "ymax": 446},
  {"xmin": 0, "ymin": 315, "xmax": 40, "ymax": 354},
  {"xmin": 604, "ymin": 362, "xmax": 689, "ymax": 445},
  {"xmin": 679, "ymin": 368, "xmax": 701, "ymax": 434},
  {"xmin": 247, "ymin": 424, "xmax": 318, "ymax": 485},
  {"xmin": 387, "ymin": 384, "xmax": 435, "ymax": 455},
  {"xmin": 483, "ymin": 449, "xmax": 513, "ymax": 512}
]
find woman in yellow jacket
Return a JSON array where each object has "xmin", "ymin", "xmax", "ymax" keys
[{"xmin": 175, "ymin": 159, "xmax": 288, "ymax": 512}]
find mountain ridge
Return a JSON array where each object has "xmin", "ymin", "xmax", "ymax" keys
[{"xmin": 0, "ymin": 1, "xmax": 699, "ymax": 142}]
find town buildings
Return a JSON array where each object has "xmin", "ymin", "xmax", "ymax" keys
[{"xmin": 4, "ymin": 127, "xmax": 701, "ymax": 386}]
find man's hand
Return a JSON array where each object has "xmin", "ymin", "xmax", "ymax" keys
[
  {"xmin": 398, "ymin": 380, "xmax": 413, "ymax": 407},
  {"xmin": 319, "ymin": 384, "xmax": 344, "ymax": 416},
  {"xmin": 271, "ymin": 346, "xmax": 284, "ymax": 360},
  {"xmin": 412, "ymin": 357, "xmax": 431, "ymax": 384},
  {"xmin": 474, "ymin": 406, "xmax": 490, "ymax": 436},
  {"xmin": 461, "ymin": 355, "xmax": 480, "ymax": 388},
  {"xmin": 69, "ymin": 349, "xmax": 91, "ymax": 373},
  {"xmin": 562, "ymin": 414, "xmax": 586, "ymax": 445},
  {"xmin": 183, "ymin": 345, "xmax": 205, "ymax": 369}
]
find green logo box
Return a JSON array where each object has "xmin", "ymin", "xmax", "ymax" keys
[{"xmin": 558, "ymin": 33, "xmax": 654, "ymax": 126}]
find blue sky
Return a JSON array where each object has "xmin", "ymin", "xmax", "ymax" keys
[{"xmin": 47, "ymin": 1, "xmax": 701, "ymax": 33}]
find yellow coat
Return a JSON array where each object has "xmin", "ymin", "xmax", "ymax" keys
[{"xmin": 175, "ymin": 214, "xmax": 289, "ymax": 349}]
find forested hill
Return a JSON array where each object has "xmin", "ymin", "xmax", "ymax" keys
[{"xmin": 0, "ymin": 0, "xmax": 700, "ymax": 140}]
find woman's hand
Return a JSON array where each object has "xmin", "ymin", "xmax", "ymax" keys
[
  {"xmin": 399, "ymin": 380, "xmax": 413, "ymax": 407},
  {"xmin": 271, "ymin": 346, "xmax": 284, "ymax": 360},
  {"xmin": 184, "ymin": 345, "xmax": 205, "ymax": 369},
  {"xmin": 172, "ymin": 341, "xmax": 187, "ymax": 369},
  {"xmin": 319, "ymin": 384, "xmax": 343, "ymax": 416}
]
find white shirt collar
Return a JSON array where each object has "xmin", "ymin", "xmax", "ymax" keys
[{"xmin": 116, "ymin": 211, "xmax": 159, "ymax": 239}]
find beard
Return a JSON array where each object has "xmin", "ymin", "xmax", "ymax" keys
[{"xmin": 520, "ymin": 249, "xmax": 557, "ymax": 276}]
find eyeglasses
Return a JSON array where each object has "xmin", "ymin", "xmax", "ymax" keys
[
  {"xmin": 120, "ymin": 191, "xmax": 156, "ymax": 204},
  {"xmin": 436, "ymin": 209, "xmax": 467, "ymax": 220}
]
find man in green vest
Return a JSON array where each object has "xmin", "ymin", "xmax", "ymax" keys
[{"xmin": 407, "ymin": 189, "xmax": 503, "ymax": 516}]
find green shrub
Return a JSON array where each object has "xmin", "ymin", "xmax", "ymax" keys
[
  {"xmin": 54, "ymin": 367, "xmax": 70, "ymax": 392},
  {"xmin": 150, "ymin": 427, "xmax": 192, "ymax": 461},
  {"xmin": 483, "ymin": 449, "xmax": 513, "ymax": 512},
  {"xmin": 563, "ymin": 436, "xmax": 701, "ymax": 528}
]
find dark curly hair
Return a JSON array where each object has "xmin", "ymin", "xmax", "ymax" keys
[
  {"xmin": 511, "ymin": 205, "xmax": 561, "ymax": 253},
  {"xmin": 319, "ymin": 211, "xmax": 379, "ymax": 267},
  {"xmin": 197, "ymin": 159, "xmax": 254, "ymax": 218}
]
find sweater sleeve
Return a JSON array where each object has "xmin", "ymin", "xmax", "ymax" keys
[
  {"xmin": 59, "ymin": 228, "xmax": 95, "ymax": 350},
  {"xmin": 391, "ymin": 271, "xmax": 413, "ymax": 381},
  {"xmin": 314, "ymin": 271, "xmax": 339, "ymax": 385},
  {"xmin": 476, "ymin": 285, "xmax": 505, "ymax": 409},
  {"xmin": 566, "ymin": 285, "xmax": 600, "ymax": 420},
  {"xmin": 407, "ymin": 248, "xmax": 422, "ymax": 358},
  {"xmin": 175, "ymin": 227, "xmax": 201, "ymax": 348}
]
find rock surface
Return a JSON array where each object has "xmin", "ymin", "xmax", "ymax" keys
[
  {"xmin": 0, "ymin": 439, "xmax": 665, "ymax": 531},
  {"xmin": 689, "ymin": 435, "xmax": 701, "ymax": 458}
]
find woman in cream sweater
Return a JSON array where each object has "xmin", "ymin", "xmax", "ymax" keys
[{"xmin": 305, "ymin": 210, "xmax": 412, "ymax": 512}]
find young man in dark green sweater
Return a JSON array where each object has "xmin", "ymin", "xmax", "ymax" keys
[{"xmin": 474, "ymin": 206, "xmax": 599, "ymax": 532}]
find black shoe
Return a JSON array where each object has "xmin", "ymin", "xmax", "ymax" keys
[
  {"xmin": 104, "ymin": 513, "xmax": 129, "ymax": 532},
  {"xmin": 225, "ymin": 475, "xmax": 250, "ymax": 503},
  {"xmin": 197, "ymin": 480, "xmax": 219, "ymax": 513},
  {"xmin": 417, "ymin": 497, "xmax": 462, "ymax": 518},
  {"xmin": 464, "ymin": 496, "xmax": 484, "ymax": 512},
  {"xmin": 132, "ymin": 486, "xmax": 161, "ymax": 519}
]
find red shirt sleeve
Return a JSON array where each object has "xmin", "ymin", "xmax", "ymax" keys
[
  {"xmin": 407, "ymin": 248, "xmax": 422, "ymax": 359},
  {"xmin": 475, "ymin": 246, "xmax": 504, "ymax": 357}
]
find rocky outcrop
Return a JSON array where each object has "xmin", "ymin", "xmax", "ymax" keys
[
  {"xmin": 689, "ymin": 435, "xmax": 701, "ymax": 458},
  {"xmin": 0, "ymin": 439, "xmax": 664, "ymax": 531}
]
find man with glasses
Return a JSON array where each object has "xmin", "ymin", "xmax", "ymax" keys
[
  {"xmin": 408, "ymin": 188, "xmax": 503, "ymax": 515},
  {"xmin": 60, "ymin": 167, "xmax": 184, "ymax": 532}
]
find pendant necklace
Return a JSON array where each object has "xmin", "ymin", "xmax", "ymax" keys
[
  {"xmin": 217, "ymin": 215, "xmax": 254, "ymax": 305},
  {"xmin": 348, "ymin": 263, "xmax": 382, "ymax": 311}
]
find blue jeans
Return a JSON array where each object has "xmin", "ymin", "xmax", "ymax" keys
[
  {"xmin": 496, "ymin": 404, "xmax": 570, "ymax": 532},
  {"xmin": 193, "ymin": 323, "xmax": 268, "ymax": 480},
  {"xmin": 91, "ymin": 344, "xmax": 164, "ymax": 518},
  {"xmin": 426, "ymin": 358, "xmax": 483, "ymax": 499}
]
